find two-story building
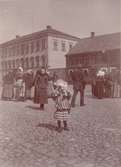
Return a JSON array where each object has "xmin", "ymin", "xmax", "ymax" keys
[
  {"xmin": 0, "ymin": 25, "xmax": 80, "ymax": 79},
  {"xmin": 66, "ymin": 32, "xmax": 121, "ymax": 75}
]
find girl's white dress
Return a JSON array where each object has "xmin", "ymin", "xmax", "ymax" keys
[{"xmin": 52, "ymin": 88, "xmax": 71, "ymax": 121}]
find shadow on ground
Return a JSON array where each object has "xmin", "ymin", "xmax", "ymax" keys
[
  {"xmin": 26, "ymin": 105, "xmax": 40, "ymax": 110},
  {"xmin": 37, "ymin": 123, "xmax": 57, "ymax": 131}
]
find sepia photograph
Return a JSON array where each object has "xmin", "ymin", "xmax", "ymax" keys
[{"xmin": 0, "ymin": 0, "xmax": 121, "ymax": 166}]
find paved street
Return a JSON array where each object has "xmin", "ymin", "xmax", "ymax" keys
[{"xmin": 0, "ymin": 86, "xmax": 121, "ymax": 167}]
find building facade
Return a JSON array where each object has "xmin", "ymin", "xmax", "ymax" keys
[
  {"xmin": 0, "ymin": 26, "xmax": 80, "ymax": 79},
  {"xmin": 66, "ymin": 32, "xmax": 121, "ymax": 75}
]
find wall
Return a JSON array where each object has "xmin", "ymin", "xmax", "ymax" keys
[
  {"xmin": 0, "ymin": 47, "xmax": 2, "ymax": 83},
  {"xmin": 48, "ymin": 36, "xmax": 77, "ymax": 69}
]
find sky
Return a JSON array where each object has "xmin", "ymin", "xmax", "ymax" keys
[{"xmin": 0, "ymin": 0, "xmax": 120, "ymax": 44}]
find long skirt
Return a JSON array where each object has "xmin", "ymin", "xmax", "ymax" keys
[
  {"xmin": 2, "ymin": 84, "xmax": 13, "ymax": 99},
  {"xmin": 14, "ymin": 80, "xmax": 25, "ymax": 100},
  {"xmin": 25, "ymin": 87, "xmax": 31, "ymax": 99},
  {"xmin": 113, "ymin": 82, "xmax": 121, "ymax": 98},
  {"xmin": 95, "ymin": 84, "xmax": 104, "ymax": 99},
  {"xmin": 34, "ymin": 87, "xmax": 48, "ymax": 104},
  {"xmin": 105, "ymin": 87, "xmax": 112, "ymax": 98},
  {"xmin": 47, "ymin": 81, "xmax": 54, "ymax": 98},
  {"xmin": 54, "ymin": 110, "xmax": 70, "ymax": 121}
]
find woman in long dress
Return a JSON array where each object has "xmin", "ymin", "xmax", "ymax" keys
[
  {"xmin": 14, "ymin": 67, "xmax": 24, "ymax": 101},
  {"xmin": 1, "ymin": 71, "xmax": 14, "ymax": 100},
  {"xmin": 33, "ymin": 68, "xmax": 48, "ymax": 110}
]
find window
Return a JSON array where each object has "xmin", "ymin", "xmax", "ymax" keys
[
  {"xmin": 6, "ymin": 47, "xmax": 9, "ymax": 57},
  {"xmin": 69, "ymin": 43, "xmax": 73, "ymax": 50},
  {"xmin": 8, "ymin": 60, "xmax": 11, "ymax": 69},
  {"xmin": 79, "ymin": 56, "xmax": 82, "ymax": 64},
  {"xmin": 21, "ymin": 58, "xmax": 24, "ymax": 68},
  {"xmin": 2, "ymin": 62, "xmax": 5, "ymax": 70},
  {"xmin": 4, "ymin": 48, "xmax": 7, "ymax": 57},
  {"xmin": 36, "ymin": 40, "xmax": 40, "ymax": 52},
  {"xmin": 12, "ymin": 60, "xmax": 15, "ymax": 68},
  {"xmin": 13, "ymin": 46, "xmax": 15, "ymax": 57},
  {"xmin": 61, "ymin": 41, "xmax": 66, "ymax": 52},
  {"xmin": 42, "ymin": 39, "xmax": 46, "ymax": 50},
  {"xmin": 26, "ymin": 43, "xmax": 29, "ymax": 54},
  {"xmin": 102, "ymin": 55, "xmax": 107, "ymax": 63},
  {"xmin": 35, "ymin": 56, "xmax": 39, "ymax": 67},
  {"xmin": 9, "ymin": 47, "xmax": 11, "ymax": 57},
  {"xmin": 90, "ymin": 55, "xmax": 96, "ymax": 64},
  {"xmin": 41, "ymin": 55, "xmax": 46, "ymax": 67},
  {"xmin": 17, "ymin": 45, "xmax": 19, "ymax": 55},
  {"xmin": 30, "ymin": 57, "xmax": 34, "ymax": 68},
  {"xmin": 21, "ymin": 44, "xmax": 25, "ymax": 55},
  {"xmin": 25, "ymin": 57, "xmax": 29, "ymax": 69},
  {"xmin": 53, "ymin": 40, "xmax": 58, "ymax": 51},
  {"xmin": 31, "ymin": 42, "xmax": 34, "ymax": 53},
  {"xmin": 1, "ymin": 62, "xmax": 4, "ymax": 70},
  {"xmin": 16, "ymin": 59, "xmax": 20, "ymax": 67},
  {"xmin": 5, "ymin": 61, "xmax": 7, "ymax": 70}
]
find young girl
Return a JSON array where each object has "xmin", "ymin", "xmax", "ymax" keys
[{"xmin": 52, "ymin": 79, "xmax": 71, "ymax": 132}]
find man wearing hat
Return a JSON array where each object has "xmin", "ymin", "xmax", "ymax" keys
[{"xmin": 71, "ymin": 66, "xmax": 86, "ymax": 107}]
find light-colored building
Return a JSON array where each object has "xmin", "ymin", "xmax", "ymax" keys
[{"xmin": 0, "ymin": 26, "xmax": 80, "ymax": 79}]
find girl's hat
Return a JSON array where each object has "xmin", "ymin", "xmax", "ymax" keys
[{"xmin": 55, "ymin": 79, "xmax": 68, "ymax": 89}]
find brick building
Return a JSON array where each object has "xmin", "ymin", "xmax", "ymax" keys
[
  {"xmin": 66, "ymin": 32, "xmax": 121, "ymax": 75},
  {"xmin": 0, "ymin": 26, "xmax": 80, "ymax": 79}
]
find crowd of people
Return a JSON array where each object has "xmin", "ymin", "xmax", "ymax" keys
[
  {"xmin": 92, "ymin": 69, "xmax": 121, "ymax": 99},
  {"xmin": 1, "ymin": 67, "xmax": 72, "ymax": 131},
  {"xmin": 1, "ymin": 67, "xmax": 34, "ymax": 101},
  {"xmin": 1, "ymin": 66, "xmax": 121, "ymax": 132}
]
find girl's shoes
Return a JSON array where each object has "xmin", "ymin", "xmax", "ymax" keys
[
  {"xmin": 56, "ymin": 127, "xmax": 63, "ymax": 132},
  {"xmin": 64, "ymin": 127, "xmax": 69, "ymax": 131}
]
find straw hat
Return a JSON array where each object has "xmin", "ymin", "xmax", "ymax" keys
[{"xmin": 55, "ymin": 79, "xmax": 68, "ymax": 89}]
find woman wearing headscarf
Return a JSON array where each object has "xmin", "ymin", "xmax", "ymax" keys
[
  {"xmin": 33, "ymin": 68, "xmax": 49, "ymax": 110},
  {"xmin": 14, "ymin": 67, "xmax": 24, "ymax": 100},
  {"xmin": 95, "ymin": 70, "xmax": 105, "ymax": 99}
]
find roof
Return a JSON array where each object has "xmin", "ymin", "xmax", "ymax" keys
[
  {"xmin": 0, "ymin": 26, "xmax": 80, "ymax": 46},
  {"xmin": 66, "ymin": 32, "xmax": 121, "ymax": 56}
]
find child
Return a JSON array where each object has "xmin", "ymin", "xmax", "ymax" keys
[{"xmin": 52, "ymin": 79, "xmax": 71, "ymax": 132}]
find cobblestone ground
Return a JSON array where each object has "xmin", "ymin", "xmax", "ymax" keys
[{"xmin": 0, "ymin": 86, "xmax": 121, "ymax": 167}]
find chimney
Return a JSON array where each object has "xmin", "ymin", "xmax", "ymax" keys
[
  {"xmin": 46, "ymin": 25, "xmax": 52, "ymax": 29},
  {"xmin": 90, "ymin": 32, "xmax": 95, "ymax": 38},
  {"xmin": 16, "ymin": 35, "xmax": 20, "ymax": 39}
]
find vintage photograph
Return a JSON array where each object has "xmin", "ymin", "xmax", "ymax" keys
[{"xmin": 0, "ymin": 0, "xmax": 120, "ymax": 166}]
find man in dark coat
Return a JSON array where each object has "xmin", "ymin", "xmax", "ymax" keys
[{"xmin": 71, "ymin": 68, "xmax": 86, "ymax": 107}]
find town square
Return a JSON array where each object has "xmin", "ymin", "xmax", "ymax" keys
[{"xmin": 0, "ymin": 0, "xmax": 120, "ymax": 167}]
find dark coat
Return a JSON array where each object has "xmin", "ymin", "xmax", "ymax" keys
[
  {"xmin": 24, "ymin": 73, "xmax": 33, "ymax": 89},
  {"xmin": 95, "ymin": 76, "xmax": 104, "ymax": 98},
  {"xmin": 71, "ymin": 70, "xmax": 85, "ymax": 91},
  {"xmin": 33, "ymin": 73, "xmax": 48, "ymax": 104}
]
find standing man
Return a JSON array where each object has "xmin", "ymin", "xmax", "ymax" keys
[{"xmin": 71, "ymin": 67, "xmax": 86, "ymax": 107}]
